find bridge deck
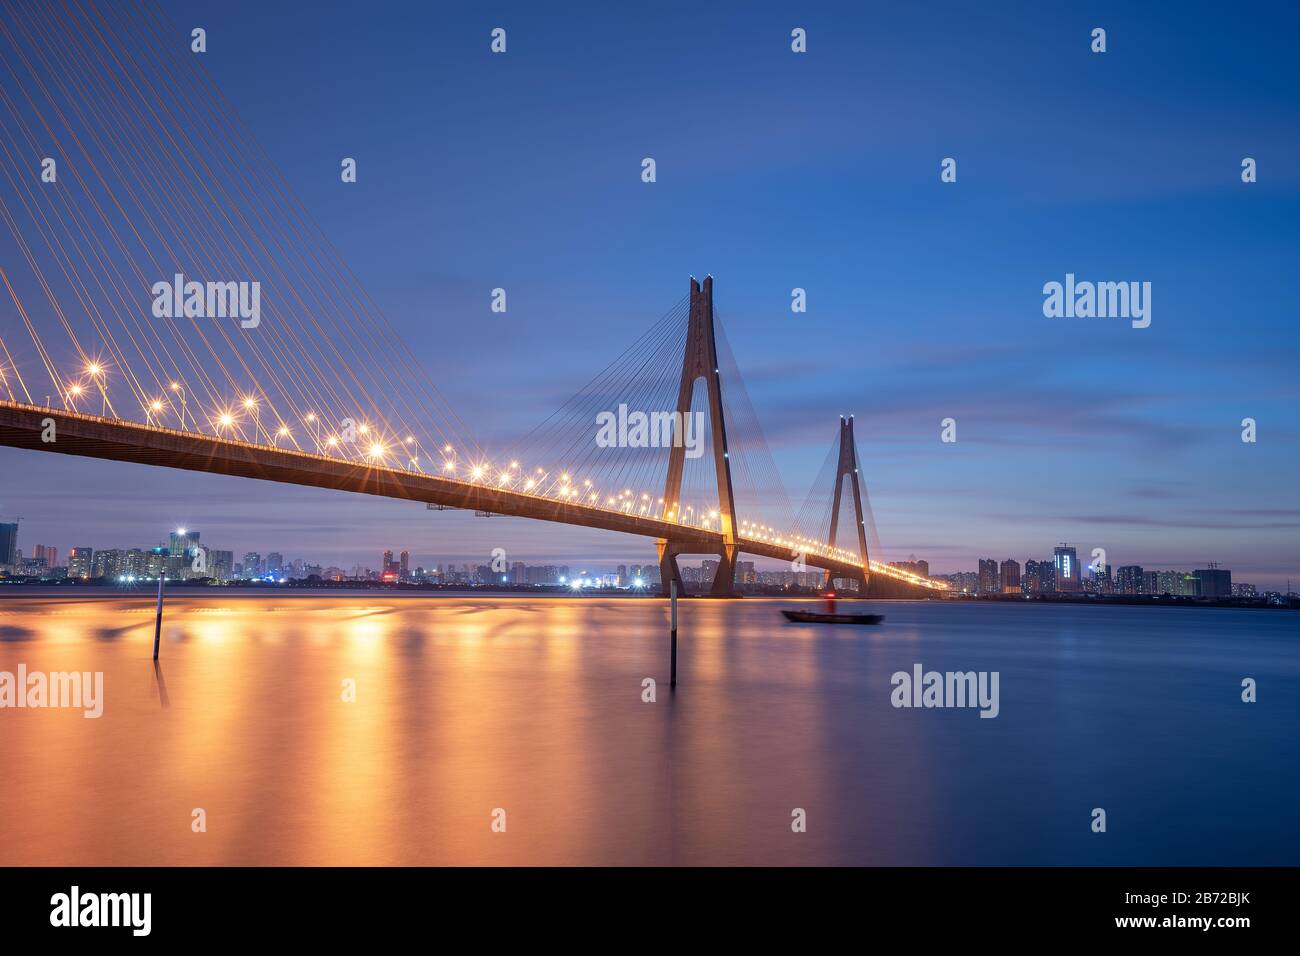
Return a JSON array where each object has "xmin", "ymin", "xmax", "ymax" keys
[{"xmin": 0, "ymin": 400, "xmax": 892, "ymax": 585}]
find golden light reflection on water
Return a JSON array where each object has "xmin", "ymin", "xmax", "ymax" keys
[{"xmin": 0, "ymin": 593, "xmax": 949, "ymax": 865}]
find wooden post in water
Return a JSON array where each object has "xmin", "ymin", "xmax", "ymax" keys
[
  {"xmin": 670, "ymin": 580, "xmax": 678, "ymax": 688},
  {"xmin": 152, "ymin": 573, "xmax": 166, "ymax": 661}
]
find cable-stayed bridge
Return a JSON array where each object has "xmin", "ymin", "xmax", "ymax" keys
[{"xmin": 0, "ymin": 0, "xmax": 943, "ymax": 597}]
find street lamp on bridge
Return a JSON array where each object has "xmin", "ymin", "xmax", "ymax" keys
[
  {"xmin": 242, "ymin": 396, "xmax": 260, "ymax": 441},
  {"xmin": 85, "ymin": 362, "xmax": 107, "ymax": 415},
  {"xmin": 169, "ymin": 382, "xmax": 187, "ymax": 430}
]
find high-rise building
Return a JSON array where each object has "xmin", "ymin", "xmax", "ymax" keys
[
  {"xmin": 241, "ymin": 552, "xmax": 262, "ymax": 578},
  {"xmin": 1035, "ymin": 561, "xmax": 1055, "ymax": 593},
  {"xmin": 1116, "ymin": 565, "xmax": 1144, "ymax": 595},
  {"xmin": 400, "ymin": 551, "xmax": 410, "ymax": 580},
  {"xmin": 93, "ymin": 549, "xmax": 148, "ymax": 580},
  {"xmin": 91, "ymin": 550, "xmax": 113, "ymax": 578},
  {"xmin": 889, "ymin": 559, "xmax": 930, "ymax": 579},
  {"xmin": 700, "ymin": 559, "xmax": 720, "ymax": 590},
  {"xmin": 1142, "ymin": 570, "xmax": 1159, "ymax": 594},
  {"xmin": 1155, "ymin": 570, "xmax": 1182, "ymax": 595},
  {"xmin": 999, "ymin": 559, "xmax": 1020, "ymax": 593},
  {"xmin": 68, "ymin": 546, "xmax": 93, "ymax": 579},
  {"xmin": 1054, "ymin": 544, "xmax": 1080, "ymax": 592},
  {"xmin": 1194, "ymin": 566, "xmax": 1232, "ymax": 598},
  {"xmin": 209, "ymin": 550, "xmax": 234, "ymax": 582},
  {"xmin": 169, "ymin": 528, "xmax": 200, "ymax": 557},
  {"xmin": 32, "ymin": 544, "xmax": 58, "ymax": 568},
  {"xmin": 266, "ymin": 552, "xmax": 284, "ymax": 576},
  {"xmin": 381, "ymin": 557, "xmax": 400, "ymax": 581},
  {"xmin": 946, "ymin": 571, "xmax": 977, "ymax": 592},
  {"xmin": 146, "ymin": 547, "xmax": 167, "ymax": 578},
  {"xmin": 0, "ymin": 522, "xmax": 17, "ymax": 566},
  {"xmin": 977, "ymin": 558, "xmax": 999, "ymax": 593}
]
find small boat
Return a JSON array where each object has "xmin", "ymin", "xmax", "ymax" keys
[{"xmin": 781, "ymin": 609, "xmax": 883, "ymax": 625}]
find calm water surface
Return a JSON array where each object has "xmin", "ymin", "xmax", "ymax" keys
[{"xmin": 0, "ymin": 591, "xmax": 1296, "ymax": 865}]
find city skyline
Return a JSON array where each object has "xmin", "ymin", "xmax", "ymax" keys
[{"xmin": 2, "ymin": 518, "xmax": 1275, "ymax": 598}]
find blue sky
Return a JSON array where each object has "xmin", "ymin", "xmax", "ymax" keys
[{"xmin": 1, "ymin": 1, "xmax": 1297, "ymax": 584}]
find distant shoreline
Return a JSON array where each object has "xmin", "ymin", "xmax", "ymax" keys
[
  {"xmin": 0, "ymin": 580, "xmax": 1294, "ymax": 610},
  {"xmin": 936, "ymin": 592, "xmax": 1295, "ymax": 611}
]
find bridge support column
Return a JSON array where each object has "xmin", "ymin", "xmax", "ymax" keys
[
  {"xmin": 657, "ymin": 538, "xmax": 737, "ymax": 597},
  {"xmin": 826, "ymin": 568, "xmax": 868, "ymax": 594},
  {"xmin": 660, "ymin": 275, "xmax": 740, "ymax": 598},
  {"xmin": 824, "ymin": 415, "xmax": 872, "ymax": 595},
  {"xmin": 710, "ymin": 541, "xmax": 738, "ymax": 597},
  {"xmin": 657, "ymin": 539, "xmax": 685, "ymax": 596}
]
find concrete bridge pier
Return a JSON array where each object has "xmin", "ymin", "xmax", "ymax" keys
[
  {"xmin": 824, "ymin": 570, "xmax": 868, "ymax": 594},
  {"xmin": 657, "ymin": 538, "xmax": 738, "ymax": 597}
]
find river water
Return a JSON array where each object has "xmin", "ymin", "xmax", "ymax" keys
[{"xmin": 0, "ymin": 591, "xmax": 1295, "ymax": 865}]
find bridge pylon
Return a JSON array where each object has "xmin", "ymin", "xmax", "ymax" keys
[
  {"xmin": 825, "ymin": 415, "xmax": 871, "ymax": 593},
  {"xmin": 658, "ymin": 275, "xmax": 739, "ymax": 596}
]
